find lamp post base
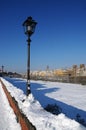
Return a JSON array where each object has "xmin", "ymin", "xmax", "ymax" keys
[{"xmin": 27, "ymin": 83, "xmax": 31, "ymax": 96}]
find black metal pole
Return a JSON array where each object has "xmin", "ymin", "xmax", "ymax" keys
[{"xmin": 27, "ymin": 36, "xmax": 31, "ymax": 96}]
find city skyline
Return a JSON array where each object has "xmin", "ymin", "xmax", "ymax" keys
[{"xmin": 0, "ymin": 0, "xmax": 86, "ymax": 73}]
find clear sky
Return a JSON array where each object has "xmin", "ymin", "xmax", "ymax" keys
[{"xmin": 0, "ymin": 0, "xmax": 86, "ymax": 73}]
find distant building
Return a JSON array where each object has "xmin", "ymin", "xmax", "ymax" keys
[{"xmin": 29, "ymin": 63, "xmax": 86, "ymax": 84}]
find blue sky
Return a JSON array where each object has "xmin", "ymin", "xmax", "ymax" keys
[{"xmin": 0, "ymin": 0, "xmax": 86, "ymax": 73}]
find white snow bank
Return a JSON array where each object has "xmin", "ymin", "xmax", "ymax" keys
[
  {"xmin": 1, "ymin": 78, "xmax": 86, "ymax": 130},
  {"xmin": 0, "ymin": 82, "xmax": 21, "ymax": 130}
]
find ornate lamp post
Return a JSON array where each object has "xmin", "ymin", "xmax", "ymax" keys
[{"xmin": 23, "ymin": 16, "xmax": 37, "ymax": 96}]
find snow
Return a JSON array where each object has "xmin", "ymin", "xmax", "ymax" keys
[
  {"xmin": 0, "ymin": 77, "xmax": 86, "ymax": 130},
  {"xmin": 31, "ymin": 81, "xmax": 86, "ymax": 120},
  {"xmin": 0, "ymin": 82, "xmax": 21, "ymax": 130}
]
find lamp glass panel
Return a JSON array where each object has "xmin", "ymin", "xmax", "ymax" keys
[{"xmin": 27, "ymin": 26, "xmax": 31, "ymax": 31}]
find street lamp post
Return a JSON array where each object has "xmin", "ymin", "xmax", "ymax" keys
[
  {"xmin": 23, "ymin": 16, "xmax": 37, "ymax": 96},
  {"xmin": 2, "ymin": 65, "xmax": 4, "ymax": 76}
]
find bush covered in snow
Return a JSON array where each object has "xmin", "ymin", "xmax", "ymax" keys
[
  {"xmin": 45, "ymin": 103, "xmax": 62, "ymax": 115},
  {"xmin": 76, "ymin": 114, "xmax": 86, "ymax": 127}
]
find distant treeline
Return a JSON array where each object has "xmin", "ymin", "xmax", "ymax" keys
[{"xmin": 31, "ymin": 75, "xmax": 86, "ymax": 85}]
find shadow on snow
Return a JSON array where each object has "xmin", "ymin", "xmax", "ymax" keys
[{"xmin": 31, "ymin": 82, "xmax": 86, "ymax": 126}]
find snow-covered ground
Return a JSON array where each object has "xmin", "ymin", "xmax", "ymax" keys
[
  {"xmin": 31, "ymin": 80, "xmax": 86, "ymax": 120},
  {"xmin": 0, "ymin": 82, "xmax": 21, "ymax": 130},
  {"xmin": 0, "ymin": 77, "xmax": 86, "ymax": 130}
]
